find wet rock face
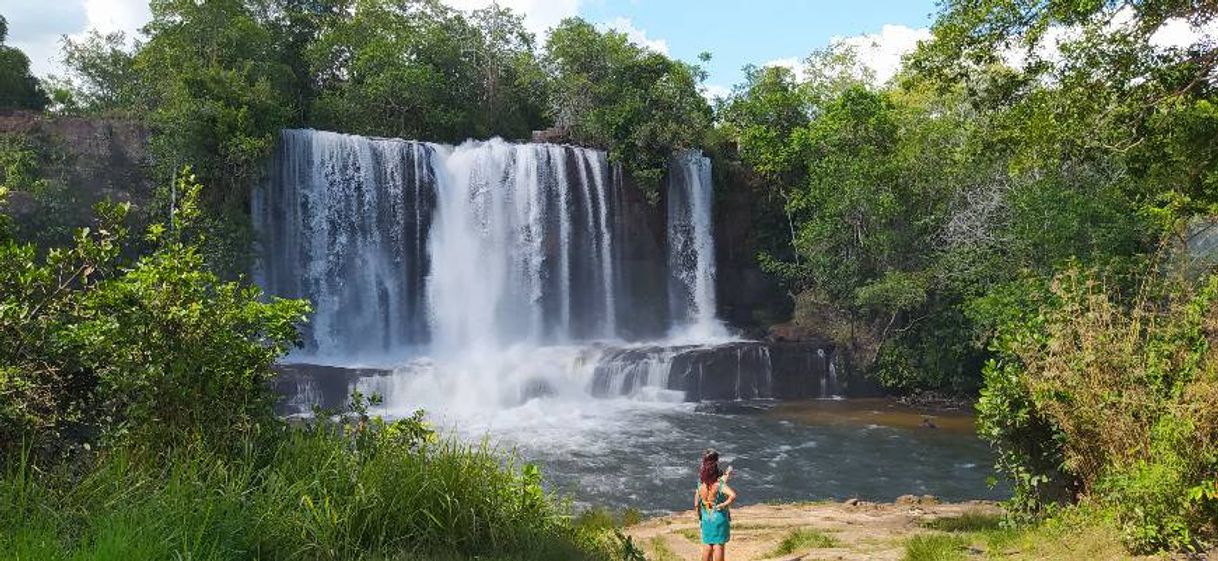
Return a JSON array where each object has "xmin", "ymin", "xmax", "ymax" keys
[
  {"xmin": 272, "ymin": 341, "xmax": 883, "ymax": 414},
  {"xmin": 271, "ymin": 363, "xmax": 392, "ymax": 415},
  {"xmin": 587, "ymin": 340, "xmax": 882, "ymax": 402},
  {"xmin": 664, "ymin": 341, "xmax": 873, "ymax": 401}
]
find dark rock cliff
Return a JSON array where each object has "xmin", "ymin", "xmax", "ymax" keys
[
  {"xmin": 0, "ymin": 111, "xmax": 156, "ymax": 244},
  {"xmin": 708, "ymin": 153, "xmax": 793, "ymax": 336}
]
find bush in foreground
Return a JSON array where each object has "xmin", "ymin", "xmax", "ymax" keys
[
  {"xmin": 0, "ymin": 406, "xmax": 622, "ymax": 561},
  {"xmin": 978, "ymin": 266, "xmax": 1218, "ymax": 552}
]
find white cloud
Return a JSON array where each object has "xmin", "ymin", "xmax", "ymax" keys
[
  {"xmin": 1, "ymin": 0, "xmax": 148, "ymax": 77},
  {"xmin": 2, "ymin": 0, "xmax": 88, "ymax": 77},
  {"xmin": 1149, "ymin": 16, "xmax": 1218, "ymax": 49},
  {"xmin": 830, "ymin": 24, "xmax": 930, "ymax": 84},
  {"xmin": 762, "ymin": 24, "xmax": 930, "ymax": 86},
  {"xmin": 762, "ymin": 56, "xmax": 805, "ymax": 81},
  {"xmin": 441, "ymin": 0, "xmax": 580, "ymax": 40},
  {"xmin": 700, "ymin": 83, "xmax": 730, "ymax": 102},
  {"xmin": 79, "ymin": 0, "xmax": 150, "ymax": 36},
  {"xmin": 598, "ymin": 17, "xmax": 667, "ymax": 54}
]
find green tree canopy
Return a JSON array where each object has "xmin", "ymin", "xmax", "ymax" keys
[
  {"xmin": 0, "ymin": 15, "xmax": 50, "ymax": 111},
  {"xmin": 545, "ymin": 17, "xmax": 712, "ymax": 199}
]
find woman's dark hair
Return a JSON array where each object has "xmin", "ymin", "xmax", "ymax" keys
[{"xmin": 699, "ymin": 448, "xmax": 722, "ymax": 486}]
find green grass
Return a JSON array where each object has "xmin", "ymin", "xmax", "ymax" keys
[
  {"xmin": 903, "ymin": 534, "xmax": 969, "ymax": 561},
  {"xmin": 903, "ymin": 505, "xmax": 1160, "ymax": 561},
  {"xmin": 648, "ymin": 536, "xmax": 681, "ymax": 561},
  {"xmin": 676, "ymin": 528, "xmax": 700, "ymax": 542},
  {"xmin": 764, "ymin": 527, "xmax": 840, "ymax": 557},
  {"xmin": 924, "ymin": 511, "xmax": 1005, "ymax": 532},
  {"xmin": 0, "ymin": 423, "xmax": 622, "ymax": 561}
]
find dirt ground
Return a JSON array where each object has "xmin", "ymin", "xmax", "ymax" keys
[{"xmin": 626, "ymin": 498, "xmax": 1002, "ymax": 561}]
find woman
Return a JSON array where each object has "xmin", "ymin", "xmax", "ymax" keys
[{"xmin": 695, "ymin": 449, "xmax": 736, "ymax": 561}]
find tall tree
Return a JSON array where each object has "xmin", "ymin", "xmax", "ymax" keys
[
  {"xmin": 0, "ymin": 16, "xmax": 50, "ymax": 110},
  {"xmin": 545, "ymin": 17, "xmax": 712, "ymax": 199}
]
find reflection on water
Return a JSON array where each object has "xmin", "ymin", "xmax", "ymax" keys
[
  {"xmin": 766, "ymin": 398, "xmax": 978, "ymax": 433},
  {"xmin": 386, "ymin": 398, "xmax": 1005, "ymax": 514}
]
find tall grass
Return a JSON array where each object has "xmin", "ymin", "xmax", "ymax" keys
[{"xmin": 0, "ymin": 421, "xmax": 619, "ymax": 561}]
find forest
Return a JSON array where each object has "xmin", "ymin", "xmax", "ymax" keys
[{"xmin": 1, "ymin": 0, "xmax": 1217, "ymax": 558}]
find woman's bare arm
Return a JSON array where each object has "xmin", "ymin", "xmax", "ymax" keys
[
  {"xmin": 716, "ymin": 483, "xmax": 737, "ymax": 510},
  {"xmin": 694, "ymin": 486, "xmax": 702, "ymax": 520}
]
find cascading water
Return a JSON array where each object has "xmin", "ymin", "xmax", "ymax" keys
[
  {"xmin": 253, "ymin": 130, "xmax": 434, "ymax": 360},
  {"xmin": 666, "ymin": 150, "xmax": 728, "ymax": 341},
  {"xmin": 255, "ymin": 129, "xmax": 734, "ymax": 408},
  {"xmin": 426, "ymin": 139, "xmax": 623, "ymax": 352}
]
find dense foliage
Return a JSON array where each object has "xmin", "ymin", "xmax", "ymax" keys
[
  {"xmin": 545, "ymin": 18, "xmax": 712, "ymax": 198},
  {"xmin": 978, "ymin": 268, "xmax": 1218, "ymax": 551},
  {"xmin": 0, "ymin": 172, "xmax": 307, "ymax": 459},
  {"xmin": 0, "ymin": 16, "xmax": 48, "ymax": 111}
]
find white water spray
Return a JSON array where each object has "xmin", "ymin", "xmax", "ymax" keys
[{"xmin": 255, "ymin": 130, "xmax": 733, "ymax": 409}]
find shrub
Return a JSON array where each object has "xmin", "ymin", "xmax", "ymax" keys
[
  {"xmin": 903, "ymin": 534, "xmax": 967, "ymax": 561},
  {"xmin": 977, "ymin": 266, "xmax": 1218, "ymax": 551},
  {"xmin": 0, "ymin": 170, "xmax": 309, "ymax": 462}
]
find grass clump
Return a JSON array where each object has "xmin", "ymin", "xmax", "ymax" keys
[
  {"xmin": 647, "ymin": 536, "xmax": 681, "ymax": 561},
  {"xmin": 676, "ymin": 527, "xmax": 700, "ymax": 542},
  {"xmin": 924, "ymin": 511, "xmax": 1004, "ymax": 532},
  {"xmin": 903, "ymin": 534, "xmax": 968, "ymax": 561},
  {"xmin": 764, "ymin": 527, "xmax": 839, "ymax": 557}
]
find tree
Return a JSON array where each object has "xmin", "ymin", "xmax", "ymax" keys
[
  {"xmin": 545, "ymin": 18, "xmax": 712, "ymax": 199},
  {"xmin": 0, "ymin": 16, "xmax": 50, "ymax": 110},
  {"xmin": 58, "ymin": 30, "xmax": 142, "ymax": 114},
  {"xmin": 134, "ymin": 0, "xmax": 299, "ymax": 275},
  {"xmin": 912, "ymin": 0, "xmax": 1218, "ymax": 217},
  {"xmin": 0, "ymin": 173, "xmax": 308, "ymax": 459},
  {"xmin": 467, "ymin": 3, "xmax": 549, "ymax": 139},
  {"xmin": 308, "ymin": 0, "xmax": 492, "ymax": 141}
]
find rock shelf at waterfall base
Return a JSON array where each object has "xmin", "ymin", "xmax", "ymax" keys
[{"xmin": 270, "ymin": 339, "xmax": 883, "ymax": 415}]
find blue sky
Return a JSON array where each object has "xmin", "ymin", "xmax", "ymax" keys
[
  {"xmin": 2, "ymin": 0, "xmax": 938, "ymax": 94},
  {"xmin": 579, "ymin": 1, "xmax": 936, "ymax": 93}
]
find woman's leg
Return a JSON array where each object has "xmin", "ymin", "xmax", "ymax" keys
[
  {"xmin": 701, "ymin": 544, "xmax": 713, "ymax": 561},
  {"xmin": 712, "ymin": 544, "xmax": 725, "ymax": 561}
]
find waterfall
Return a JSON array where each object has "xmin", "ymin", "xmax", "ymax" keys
[
  {"xmin": 253, "ymin": 129, "xmax": 434, "ymax": 359},
  {"xmin": 426, "ymin": 139, "xmax": 622, "ymax": 353},
  {"xmin": 666, "ymin": 150, "xmax": 727, "ymax": 340},
  {"xmin": 256, "ymin": 129, "xmax": 734, "ymax": 406}
]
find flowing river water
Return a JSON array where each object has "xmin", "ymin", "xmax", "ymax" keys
[{"xmin": 368, "ymin": 394, "xmax": 1002, "ymax": 513}]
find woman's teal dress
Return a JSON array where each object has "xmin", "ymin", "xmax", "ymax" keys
[{"xmin": 698, "ymin": 478, "xmax": 730, "ymax": 545}]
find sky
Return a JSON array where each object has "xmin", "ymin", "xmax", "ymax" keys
[{"xmin": 1, "ymin": 0, "xmax": 938, "ymax": 97}]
